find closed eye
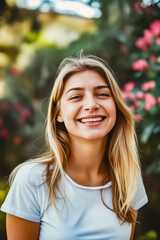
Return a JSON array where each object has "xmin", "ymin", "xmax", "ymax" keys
[
  {"xmin": 97, "ymin": 93, "xmax": 109, "ymax": 97},
  {"xmin": 70, "ymin": 95, "xmax": 82, "ymax": 100}
]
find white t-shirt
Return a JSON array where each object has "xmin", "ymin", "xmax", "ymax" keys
[{"xmin": 1, "ymin": 163, "xmax": 148, "ymax": 240}]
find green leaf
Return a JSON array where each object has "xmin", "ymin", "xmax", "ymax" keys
[
  {"xmin": 149, "ymin": 106, "xmax": 158, "ymax": 115},
  {"xmin": 141, "ymin": 122, "xmax": 155, "ymax": 143},
  {"xmin": 134, "ymin": 71, "xmax": 143, "ymax": 78},
  {"xmin": 146, "ymin": 160, "xmax": 160, "ymax": 174},
  {"xmin": 153, "ymin": 126, "xmax": 160, "ymax": 134},
  {"xmin": 146, "ymin": 230, "xmax": 158, "ymax": 239},
  {"xmin": 147, "ymin": 71, "xmax": 157, "ymax": 79},
  {"xmin": 157, "ymin": 56, "xmax": 160, "ymax": 63},
  {"xmin": 137, "ymin": 230, "xmax": 158, "ymax": 240}
]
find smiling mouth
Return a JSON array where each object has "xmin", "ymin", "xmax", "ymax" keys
[{"xmin": 78, "ymin": 117, "xmax": 106, "ymax": 123}]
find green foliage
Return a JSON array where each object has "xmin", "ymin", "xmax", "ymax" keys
[
  {"xmin": 25, "ymin": 46, "xmax": 64, "ymax": 99},
  {"xmin": 137, "ymin": 231, "xmax": 158, "ymax": 240},
  {"xmin": 0, "ymin": 182, "xmax": 9, "ymax": 232}
]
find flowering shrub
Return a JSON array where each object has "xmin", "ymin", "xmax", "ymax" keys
[
  {"xmin": 122, "ymin": 20, "xmax": 160, "ymax": 146},
  {"xmin": 0, "ymin": 100, "xmax": 34, "ymax": 145},
  {"xmin": 135, "ymin": 20, "xmax": 160, "ymax": 50}
]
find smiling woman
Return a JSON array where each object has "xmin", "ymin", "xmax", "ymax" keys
[
  {"xmin": 57, "ymin": 70, "xmax": 116, "ymax": 141},
  {"xmin": 1, "ymin": 52, "xmax": 148, "ymax": 240}
]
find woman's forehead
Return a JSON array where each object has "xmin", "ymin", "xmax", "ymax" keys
[{"xmin": 63, "ymin": 70, "xmax": 108, "ymax": 90}]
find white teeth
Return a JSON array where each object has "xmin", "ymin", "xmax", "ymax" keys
[{"xmin": 80, "ymin": 117, "xmax": 103, "ymax": 123}]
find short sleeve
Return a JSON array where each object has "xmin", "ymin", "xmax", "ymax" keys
[
  {"xmin": 0, "ymin": 163, "xmax": 42, "ymax": 222},
  {"xmin": 132, "ymin": 174, "xmax": 148, "ymax": 210}
]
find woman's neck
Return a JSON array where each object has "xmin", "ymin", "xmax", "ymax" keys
[{"xmin": 65, "ymin": 137, "xmax": 108, "ymax": 184}]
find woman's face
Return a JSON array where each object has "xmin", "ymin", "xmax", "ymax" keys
[{"xmin": 57, "ymin": 70, "xmax": 116, "ymax": 142}]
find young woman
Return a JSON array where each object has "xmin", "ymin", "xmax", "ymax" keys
[{"xmin": 1, "ymin": 53, "xmax": 148, "ymax": 240}]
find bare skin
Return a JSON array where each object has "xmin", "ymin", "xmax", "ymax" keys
[
  {"xmin": 6, "ymin": 214, "xmax": 40, "ymax": 240},
  {"xmin": 65, "ymin": 137, "xmax": 109, "ymax": 186}
]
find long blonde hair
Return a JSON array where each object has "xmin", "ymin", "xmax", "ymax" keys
[{"xmin": 10, "ymin": 52, "xmax": 141, "ymax": 223}]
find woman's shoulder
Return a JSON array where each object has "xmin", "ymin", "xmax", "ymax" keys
[
  {"xmin": 18, "ymin": 162, "xmax": 47, "ymax": 173},
  {"xmin": 13, "ymin": 162, "xmax": 48, "ymax": 186},
  {"xmin": 1, "ymin": 162, "xmax": 49, "ymax": 222}
]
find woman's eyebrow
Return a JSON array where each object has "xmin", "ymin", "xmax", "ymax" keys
[
  {"xmin": 95, "ymin": 85, "xmax": 109, "ymax": 89},
  {"xmin": 66, "ymin": 87, "xmax": 84, "ymax": 94},
  {"xmin": 66, "ymin": 85, "xmax": 109, "ymax": 95}
]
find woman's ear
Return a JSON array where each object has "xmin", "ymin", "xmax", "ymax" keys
[{"xmin": 57, "ymin": 114, "xmax": 63, "ymax": 123}]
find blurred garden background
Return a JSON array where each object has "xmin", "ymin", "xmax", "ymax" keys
[{"xmin": 0, "ymin": 0, "xmax": 160, "ymax": 239}]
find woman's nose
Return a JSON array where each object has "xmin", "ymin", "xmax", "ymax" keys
[{"xmin": 84, "ymin": 97, "xmax": 100, "ymax": 111}]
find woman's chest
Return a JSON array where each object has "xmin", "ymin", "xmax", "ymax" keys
[{"xmin": 39, "ymin": 188, "xmax": 131, "ymax": 240}]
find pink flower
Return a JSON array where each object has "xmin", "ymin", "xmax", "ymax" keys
[
  {"xmin": 135, "ymin": 114, "xmax": 142, "ymax": 122},
  {"xmin": 0, "ymin": 117, "xmax": 4, "ymax": 127},
  {"xmin": 129, "ymin": 105, "xmax": 135, "ymax": 111},
  {"xmin": 13, "ymin": 136, "xmax": 21, "ymax": 145},
  {"xmin": 143, "ymin": 29, "xmax": 153, "ymax": 44},
  {"xmin": 135, "ymin": 30, "xmax": 153, "ymax": 50},
  {"xmin": 135, "ymin": 100, "xmax": 140, "ymax": 106},
  {"xmin": 18, "ymin": 115, "xmax": 26, "ymax": 123},
  {"xmin": 157, "ymin": 97, "xmax": 160, "ymax": 103},
  {"xmin": 135, "ymin": 37, "xmax": 147, "ymax": 50},
  {"xmin": 144, "ymin": 93, "xmax": 156, "ymax": 110},
  {"xmin": 10, "ymin": 67, "xmax": 22, "ymax": 75},
  {"xmin": 137, "ymin": 91, "xmax": 144, "ymax": 99},
  {"xmin": 149, "ymin": 55, "xmax": 156, "ymax": 62},
  {"xmin": 124, "ymin": 81, "xmax": 135, "ymax": 92},
  {"xmin": 0, "ymin": 128, "xmax": 9, "ymax": 137},
  {"xmin": 121, "ymin": 90, "xmax": 128, "ymax": 99},
  {"xmin": 133, "ymin": 0, "xmax": 143, "ymax": 12},
  {"xmin": 0, "ymin": 102, "xmax": 10, "ymax": 110},
  {"xmin": 14, "ymin": 104, "xmax": 24, "ymax": 112},
  {"xmin": 155, "ymin": 38, "xmax": 160, "ymax": 45},
  {"xmin": 128, "ymin": 92, "xmax": 136, "ymax": 101},
  {"xmin": 141, "ymin": 80, "xmax": 155, "ymax": 91},
  {"xmin": 132, "ymin": 59, "xmax": 150, "ymax": 71},
  {"xmin": 150, "ymin": 20, "xmax": 160, "ymax": 36},
  {"xmin": 23, "ymin": 110, "xmax": 32, "ymax": 118}
]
